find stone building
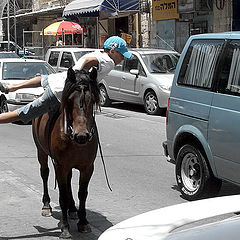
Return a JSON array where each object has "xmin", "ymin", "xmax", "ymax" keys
[{"xmin": 1, "ymin": 0, "xmax": 240, "ymax": 53}]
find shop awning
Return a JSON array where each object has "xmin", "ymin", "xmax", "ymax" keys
[{"xmin": 63, "ymin": 0, "xmax": 139, "ymax": 17}]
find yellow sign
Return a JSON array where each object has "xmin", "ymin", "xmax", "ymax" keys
[
  {"xmin": 152, "ymin": 0, "xmax": 179, "ymax": 21},
  {"xmin": 121, "ymin": 33, "xmax": 132, "ymax": 44}
]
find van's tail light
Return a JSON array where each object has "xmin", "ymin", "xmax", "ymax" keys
[{"xmin": 166, "ymin": 98, "xmax": 170, "ymax": 125}]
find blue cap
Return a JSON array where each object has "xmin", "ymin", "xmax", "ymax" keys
[{"xmin": 104, "ymin": 36, "xmax": 132, "ymax": 59}]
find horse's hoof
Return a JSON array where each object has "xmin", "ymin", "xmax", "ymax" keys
[
  {"xmin": 78, "ymin": 223, "xmax": 91, "ymax": 233},
  {"xmin": 59, "ymin": 230, "xmax": 72, "ymax": 239},
  {"xmin": 42, "ymin": 208, "xmax": 52, "ymax": 217},
  {"xmin": 68, "ymin": 211, "xmax": 78, "ymax": 220}
]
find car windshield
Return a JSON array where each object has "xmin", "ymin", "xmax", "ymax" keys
[
  {"xmin": 2, "ymin": 62, "xmax": 55, "ymax": 80},
  {"xmin": 74, "ymin": 51, "xmax": 92, "ymax": 61},
  {"xmin": 141, "ymin": 52, "xmax": 179, "ymax": 73}
]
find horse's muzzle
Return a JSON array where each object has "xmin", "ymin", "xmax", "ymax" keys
[{"xmin": 73, "ymin": 132, "xmax": 90, "ymax": 145}]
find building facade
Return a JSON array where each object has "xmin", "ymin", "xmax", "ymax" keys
[{"xmin": 0, "ymin": 0, "xmax": 239, "ymax": 53}]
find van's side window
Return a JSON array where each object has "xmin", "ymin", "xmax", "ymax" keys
[
  {"xmin": 178, "ymin": 39, "xmax": 224, "ymax": 89},
  {"xmin": 48, "ymin": 51, "xmax": 59, "ymax": 67},
  {"xmin": 60, "ymin": 52, "xmax": 73, "ymax": 68},
  {"xmin": 218, "ymin": 40, "xmax": 240, "ymax": 96}
]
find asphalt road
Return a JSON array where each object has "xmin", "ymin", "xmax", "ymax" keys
[{"xmin": 0, "ymin": 103, "xmax": 240, "ymax": 240}]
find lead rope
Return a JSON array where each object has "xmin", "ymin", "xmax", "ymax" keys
[{"xmin": 94, "ymin": 106, "xmax": 113, "ymax": 192}]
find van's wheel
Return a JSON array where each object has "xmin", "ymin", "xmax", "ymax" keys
[
  {"xmin": 144, "ymin": 91, "xmax": 163, "ymax": 115},
  {"xmin": 175, "ymin": 144, "xmax": 222, "ymax": 201},
  {"xmin": 0, "ymin": 97, "xmax": 8, "ymax": 113},
  {"xmin": 100, "ymin": 85, "xmax": 111, "ymax": 107}
]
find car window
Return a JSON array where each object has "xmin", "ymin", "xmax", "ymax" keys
[
  {"xmin": 123, "ymin": 55, "xmax": 139, "ymax": 72},
  {"xmin": 217, "ymin": 40, "xmax": 240, "ymax": 96},
  {"xmin": 0, "ymin": 52, "xmax": 19, "ymax": 58},
  {"xmin": 2, "ymin": 62, "xmax": 54, "ymax": 80},
  {"xmin": 114, "ymin": 61, "xmax": 123, "ymax": 71},
  {"xmin": 48, "ymin": 51, "xmax": 59, "ymax": 67},
  {"xmin": 177, "ymin": 39, "xmax": 225, "ymax": 89},
  {"xmin": 60, "ymin": 52, "xmax": 73, "ymax": 68},
  {"xmin": 74, "ymin": 51, "xmax": 92, "ymax": 61},
  {"xmin": 142, "ymin": 53, "xmax": 179, "ymax": 73}
]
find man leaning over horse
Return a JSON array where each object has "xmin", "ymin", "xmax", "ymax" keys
[{"xmin": 0, "ymin": 36, "xmax": 132, "ymax": 124}]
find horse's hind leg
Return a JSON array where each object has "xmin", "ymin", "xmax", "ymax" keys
[
  {"xmin": 77, "ymin": 165, "xmax": 94, "ymax": 233},
  {"xmin": 67, "ymin": 170, "xmax": 78, "ymax": 219},
  {"xmin": 37, "ymin": 148, "xmax": 52, "ymax": 217}
]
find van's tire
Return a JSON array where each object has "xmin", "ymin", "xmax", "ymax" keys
[
  {"xmin": 0, "ymin": 97, "xmax": 8, "ymax": 113},
  {"xmin": 100, "ymin": 85, "xmax": 111, "ymax": 107},
  {"xmin": 175, "ymin": 144, "xmax": 222, "ymax": 201},
  {"xmin": 144, "ymin": 91, "xmax": 163, "ymax": 115}
]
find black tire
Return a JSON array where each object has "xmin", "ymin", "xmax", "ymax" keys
[
  {"xmin": 100, "ymin": 85, "xmax": 111, "ymax": 107},
  {"xmin": 144, "ymin": 91, "xmax": 163, "ymax": 115},
  {"xmin": 175, "ymin": 144, "xmax": 222, "ymax": 201},
  {"xmin": 0, "ymin": 97, "xmax": 8, "ymax": 113}
]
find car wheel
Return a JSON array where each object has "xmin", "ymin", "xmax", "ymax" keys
[
  {"xmin": 144, "ymin": 91, "xmax": 162, "ymax": 115},
  {"xmin": 0, "ymin": 97, "xmax": 8, "ymax": 113},
  {"xmin": 100, "ymin": 85, "xmax": 111, "ymax": 107},
  {"xmin": 176, "ymin": 144, "xmax": 222, "ymax": 201}
]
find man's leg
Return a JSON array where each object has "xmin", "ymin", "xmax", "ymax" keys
[{"xmin": 0, "ymin": 110, "xmax": 20, "ymax": 123}]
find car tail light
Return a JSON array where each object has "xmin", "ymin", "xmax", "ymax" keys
[{"xmin": 166, "ymin": 98, "xmax": 170, "ymax": 125}]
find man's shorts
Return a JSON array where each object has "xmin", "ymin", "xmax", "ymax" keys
[{"xmin": 17, "ymin": 75, "xmax": 60, "ymax": 123}]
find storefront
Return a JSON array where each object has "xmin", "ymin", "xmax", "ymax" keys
[{"xmin": 63, "ymin": 0, "xmax": 140, "ymax": 48}]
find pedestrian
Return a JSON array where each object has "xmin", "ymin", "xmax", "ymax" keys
[
  {"xmin": 0, "ymin": 36, "xmax": 132, "ymax": 124},
  {"xmin": 56, "ymin": 36, "xmax": 63, "ymax": 46}
]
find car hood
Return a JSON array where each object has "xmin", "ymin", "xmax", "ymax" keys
[
  {"xmin": 98, "ymin": 195, "xmax": 240, "ymax": 240},
  {"xmin": 149, "ymin": 73, "xmax": 174, "ymax": 87}
]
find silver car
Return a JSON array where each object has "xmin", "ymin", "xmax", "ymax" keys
[
  {"xmin": 0, "ymin": 58, "xmax": 55, "ymax": 113},
  {"xmin": 99, "ymin": 48, "xmax": 179, "ymax": 115}
]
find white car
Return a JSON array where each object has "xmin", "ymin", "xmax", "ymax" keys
[
  {"xmin": 98, "ymin": 194, "xmax": 240, "ymax": 240},
  {"xmin": 99, "ymin": 48, "xmax": 180, "ymax": 115},
  {"xmin": 0, "ymin": 58, "xmax": 55, "ymax": 113},
  {"xmin": 45, "ymin": 47, "xmax": 98, "ymax": 72}
]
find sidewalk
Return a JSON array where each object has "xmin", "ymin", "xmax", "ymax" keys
[{"xmin": 0, "ymin": 169, "xmax": 102, "ymax": 240}]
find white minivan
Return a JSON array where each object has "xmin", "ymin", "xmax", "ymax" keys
[{"xmin": 163, "ymin": 32, "xmax": 240, "ymax": 200}]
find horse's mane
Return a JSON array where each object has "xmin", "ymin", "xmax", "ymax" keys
[{"xmin": 61, "ymin": 69, "xmax": 100, "ymax": 112}]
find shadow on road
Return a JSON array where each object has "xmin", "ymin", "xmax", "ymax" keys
[{"xmin": 0, "ymin": 208, "xmax": 112, "ymax": 240}]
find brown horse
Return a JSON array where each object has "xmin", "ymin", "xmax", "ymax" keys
[{"xmin": 32, "ymin": 67, "xmax": 100, "ymax": 239}]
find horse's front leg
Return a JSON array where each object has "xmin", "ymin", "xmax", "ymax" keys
[
  {"xmin": 77, "ymin": 165, "xmax": 94, "ymax": 233},
  {"xmin": 56, "ymin": 168, "xmax": 72, "ymax": 239},
  {"xmin": 37, "ymin": 148, "xmax": 52, "ymax": 217},
  {"xmin": 67, "ymin": 170, "xmax": 78, "ymax": 219}
]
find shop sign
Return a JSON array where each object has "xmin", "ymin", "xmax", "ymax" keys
[
  {"xmin": 121, "ymin": 33, "xmax": 133, "ymax": 44},
  {"xmin": 152, "ymin": 0, "xmax": 179, "ymax": 21}
]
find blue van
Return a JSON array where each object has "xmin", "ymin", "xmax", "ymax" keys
[{"xmin": 163, "ymin": 32, "xmax": 240, "ymax": 200}]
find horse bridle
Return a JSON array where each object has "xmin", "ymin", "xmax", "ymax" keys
[{"xmin": 64, "ymin": 82, "xmax": 97, "ymax": 143}]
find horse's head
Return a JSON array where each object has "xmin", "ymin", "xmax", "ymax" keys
[{"xmin": 61, "ymin": 67, "xmax": 99, "ymax": 145}]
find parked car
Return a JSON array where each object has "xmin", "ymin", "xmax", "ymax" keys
[
  {"xmin": 0, "ymin": 41, "xmax": 34, "ymax": 58},
  {"xmin": 162, "ymin": 32, "xmax": 240, "ymax": 201},
  {"xmin": 0, "ymin": 51, "xmax": 20, "ymax": 58},
  {"xmin": 98, "ymin": 194, "xmax": 240, "ymax": 240},
  {"xmin": 0, "ymin": 58, "xmax": 55, "ymax": 113},
  {"xmin": 45, "ymin": 47, "xmax": 97, "ymax": 72},
  {"xmin": 99, "ymin": 48, "xmax": 180, "ymax": 115}
]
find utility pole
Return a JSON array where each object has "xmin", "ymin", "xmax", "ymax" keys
[
  {"xmin": 7, "ymin": 0, "xmax": 10, "ymax": 51},
  {"xmin": 14, "ymin": 0, "xmax": 17, "ymax": 51}
]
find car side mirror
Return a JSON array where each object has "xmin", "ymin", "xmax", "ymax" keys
[{"xmin": 130, "ymin": 69, "xmax": 139, "ymax": 76}]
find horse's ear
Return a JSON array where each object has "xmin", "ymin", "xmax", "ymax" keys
[
  {"xmin": 67, "ymin": 67, "xmax": 76, "ymax": 83},
  {"xmin": 89, "ymin": 67, "xmax": 97, "ymax": 81}
]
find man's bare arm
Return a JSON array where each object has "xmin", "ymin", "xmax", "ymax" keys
[{"xmin": 81, "ymin": 57, "xmax": 99, "ymax": 71}]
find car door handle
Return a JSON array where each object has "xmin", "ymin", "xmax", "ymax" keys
[{"xmin": 122, "ymin": 76, "xmax": 126, "ymax": 80}]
